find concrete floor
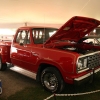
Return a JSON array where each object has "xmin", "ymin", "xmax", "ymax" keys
[{"xmin": 0, "ymin": 67, "xmax": 36, "ymax": 98}]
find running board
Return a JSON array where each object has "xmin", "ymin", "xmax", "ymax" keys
[{"xmin": 10, "ymin": 66, "xmax": 36, "ymax": 79}]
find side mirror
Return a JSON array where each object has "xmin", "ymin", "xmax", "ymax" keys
[{"xmin": 19, "ymin": 39, "xmax": 24, "ymax": 46}]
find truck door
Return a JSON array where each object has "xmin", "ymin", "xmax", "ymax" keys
[{"xmin": 11, "ymin": 29, "xmax": 35, "ymax": 71}]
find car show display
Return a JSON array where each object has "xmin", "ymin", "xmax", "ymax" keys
[{"xmin": 0, "ymin": 16, "xmax": 100, "ymax": 93}]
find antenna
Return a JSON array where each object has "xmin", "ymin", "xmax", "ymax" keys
[{"xmin": 25, "ymin": 22, "xmax": 27, "ymax": 26}]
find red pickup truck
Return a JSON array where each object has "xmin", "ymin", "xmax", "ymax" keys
[{"xmin": 0, "ymin": 16, "xmax": 100, "ymax": 93}]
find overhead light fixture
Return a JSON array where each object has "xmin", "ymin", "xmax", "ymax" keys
[{"xmin": 93, "ymin": 29, "xmax": 96, "ymax": 33}]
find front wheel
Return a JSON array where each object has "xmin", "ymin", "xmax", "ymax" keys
[
  {"xmin": 41, "ymin": 67, "xmax": 65, "ymax": 93},
  {"xmin": 0, "ymin": 57, "xmax": 7, "ymax": 71}
]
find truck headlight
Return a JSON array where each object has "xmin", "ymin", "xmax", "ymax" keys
[{"xmin": 77, "ymin": 57, "xmax": 88, "ymax": 72}]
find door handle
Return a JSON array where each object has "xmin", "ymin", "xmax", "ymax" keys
[
  {"xmin": 32, "ymin": 52, "xmax": 38, "ymax": 56},
  {"xmin": 24, "ymin": 45, "xmax": 27, "ymax": 47}
]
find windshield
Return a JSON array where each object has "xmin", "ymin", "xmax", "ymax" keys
[{"xmin": 32, "ymin": 28, "xmax": 58, "ymax": 44}]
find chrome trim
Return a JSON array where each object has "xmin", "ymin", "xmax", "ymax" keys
[
  {"xmin": 74, "ymin": 67, "xmax": 100, "ymax": 81},
  {"xmin": 78, "ymin": 68, "xmax": 89, "ymax": 73},
  {"xmin": 76, "ymin": 51, "xmax": 100, "ymax": 73},
  {"xmin": 95, "ymin": 67, "xmax": 100, "ymax": 73},
  {"xmin": 78, "ymin": 51, "xmax": 100, "ymax": 58},
  {"xmin": 74, "ymin": 72, "xmax": 93, "ymax": 81},
  {"xmin": 10, "ymin": 66, "xmax": 36, "ymax": 79}
]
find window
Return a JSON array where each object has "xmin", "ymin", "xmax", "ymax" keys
[
  {"xmin": 16, "ymin": 30, "xmax": 30, "ymax": 44},
  {"xmin": 32, "ymin": 28, "xmax": 57, "ymax": 44}
]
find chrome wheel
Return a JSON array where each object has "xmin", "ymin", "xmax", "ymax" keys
[
  {"xmin": 41, "ymin": 67, "xmax": 65, "ymax": 93},
  {"xmin": 43, "ymin": 73, "xmax": 58, "ymax": 90}
]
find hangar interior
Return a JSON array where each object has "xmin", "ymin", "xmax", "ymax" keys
[
  {"xmin": 1, "ymin": 0, "xmax": 100, "ymax": 99},
  {"xmin": 0, "ymin": 0, "xmax": 100, "ymax": 36}
]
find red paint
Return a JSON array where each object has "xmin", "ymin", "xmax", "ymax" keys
[{"xmin": 1, "ymin": 16, "xmax": 100, "ymax": 85}]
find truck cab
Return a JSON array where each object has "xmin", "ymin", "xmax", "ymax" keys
[{"xmin": 10, "ymin": 27, "xmax": 58, "ymax": 72}]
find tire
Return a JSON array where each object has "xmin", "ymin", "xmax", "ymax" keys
[
  {"xmin": 0, "ymin": 57, "xmax": 7, "ymax": 71},
  {"xmin": 41, "ymin": 67, "xmax": 65, "ymax": 93}
]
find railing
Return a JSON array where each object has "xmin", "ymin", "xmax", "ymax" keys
[{"xmin": 44, "ymin": 89, "xmax": 100, "ymax": 100}]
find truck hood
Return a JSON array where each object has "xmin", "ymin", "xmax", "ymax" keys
[{"xmin": 45, "ymin": 16, "xmax": 100, "ymax": 45}]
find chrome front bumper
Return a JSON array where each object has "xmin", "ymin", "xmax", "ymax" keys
[{"xmin": 74, "ymin": 67, "xmax": 100, "ymax": 85}]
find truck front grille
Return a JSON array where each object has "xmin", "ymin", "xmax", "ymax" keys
[{"xmin": 88, "ymin": 53, "xmax": 100, "ymax": 69}]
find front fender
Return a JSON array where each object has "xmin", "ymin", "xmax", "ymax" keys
[{"xmin": 36, "ymin": 59, "xmax": 64, "ymax": 82}]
